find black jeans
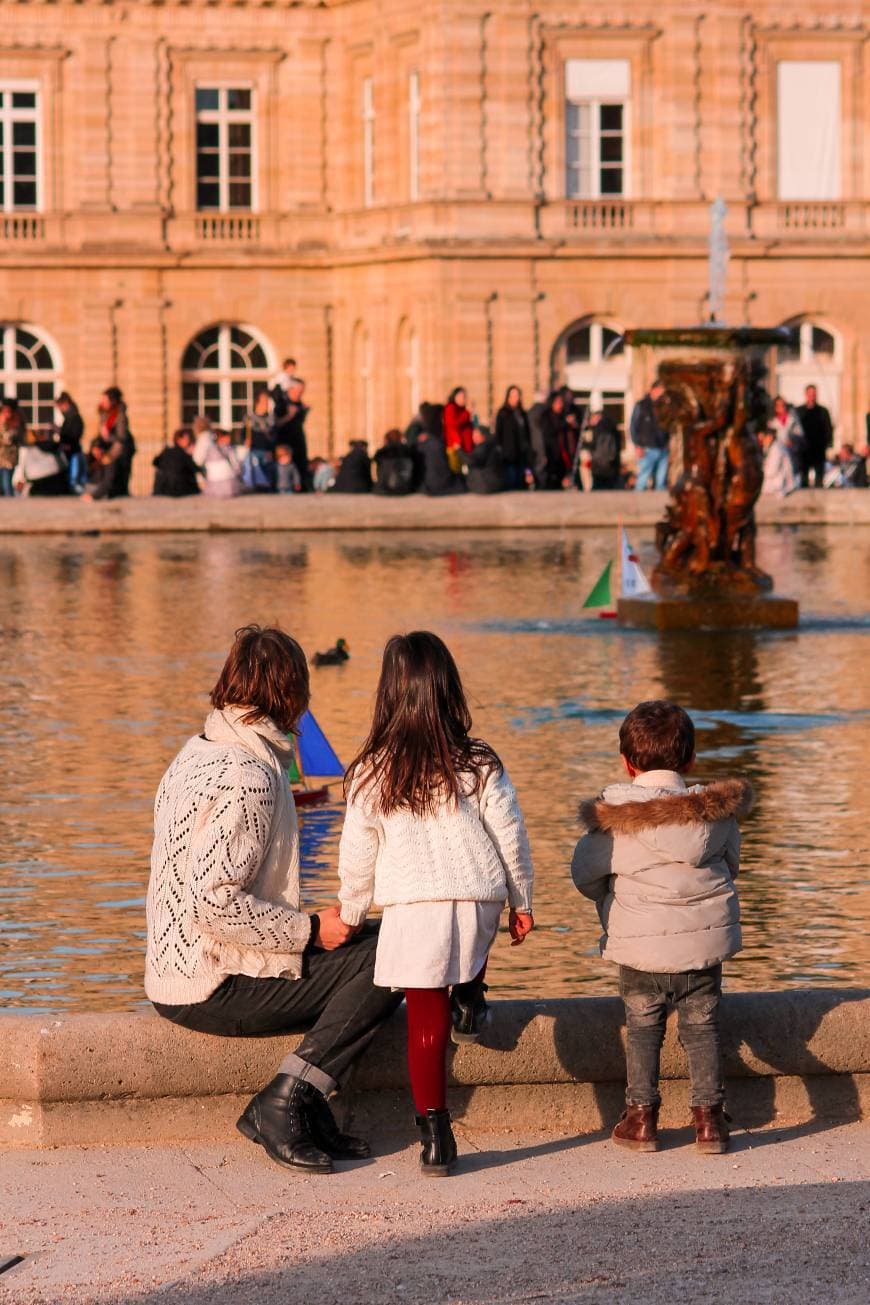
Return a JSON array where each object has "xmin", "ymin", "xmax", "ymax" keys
[
  {"xmin": 619, "ymin": 963, "xmax": 724, "ymax": 1108},
  {"xmin": 153, "ymin": 923, "xmax": 402, "ymax": 1095},
  {"xmin": 800, "ymin": 453, "xmax": 827, "ymax": 489}
]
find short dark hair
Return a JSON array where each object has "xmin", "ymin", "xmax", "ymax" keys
[
  {"xmin": 104, "ymin": 386, "xmax": 123, "ymax": 405},
  {"xmin": 56, "ymin": 391, "xmax": 73, "ymax": 405},
  {"xmin": 619, "ymin": 700, "xmax": 695, "ymax": 773},
  {"xmin": 210, "ymin": 624, "xmax": 310, "ymax": 735}
]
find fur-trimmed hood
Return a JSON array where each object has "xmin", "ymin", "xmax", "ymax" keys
[{"xmin": 579, "ymin": 777, "xmax": 755, "ymax": 835}]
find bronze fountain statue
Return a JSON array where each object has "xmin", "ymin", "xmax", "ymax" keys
[
  {"xmin": 654, "ymin": 352, "xmax": 768, "ymax": 593},
  {"xmin": 619, "ymin": 327, "xmax": 799, "ymax": 630}
]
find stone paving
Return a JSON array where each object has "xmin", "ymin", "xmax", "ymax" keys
[{"xmin": 2, "ymin": 1120, "xmax": 868, "ymax": 1304}]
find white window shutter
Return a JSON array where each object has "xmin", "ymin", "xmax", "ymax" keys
[{"xmin": 777, "ymin": 61, "xmax": 841, "ymax": 200}]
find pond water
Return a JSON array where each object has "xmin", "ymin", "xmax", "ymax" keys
[{"xmin": 0, "ymin": 525, "xmax": 868, "ymax": 1012}]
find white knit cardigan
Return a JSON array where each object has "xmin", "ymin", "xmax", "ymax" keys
[
  {"xmin": 144, "ymin": 707, "xmax": 312, "ymax": 1005},
  {"xmin": 337, "ymin": 764, "xmax": 534, "ymax": 926}
]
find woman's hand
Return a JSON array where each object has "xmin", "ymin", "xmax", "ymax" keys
[
  {"xmin": 313, "ymin": 905, "xmax": 360, "ymax": 950},
  {"xmin": 509, "ymin": 909, "xmax": 534, "ymax": 946}
]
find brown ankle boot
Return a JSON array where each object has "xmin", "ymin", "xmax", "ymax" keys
[
  {"xmin": 611, "ymin": 1104, "xmax": 660, "ymax": 1152},
  {"xmin": 692, "ymin": 1104, "xmax": 730, "ymax": 1154}
]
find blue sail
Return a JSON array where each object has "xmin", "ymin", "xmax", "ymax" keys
[{"xmin": 297, "ymin": 710, "xmax": 345, "ymax": 778}]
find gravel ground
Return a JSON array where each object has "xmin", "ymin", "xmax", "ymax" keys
[{"xmin": 1, "ymin": 1121, "xmax": 868, "ymax": 1305}]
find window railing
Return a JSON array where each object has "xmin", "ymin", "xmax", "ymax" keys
[
  {"xmin": 1, "ymin": 214, "xmax": 45, "ymax": 240},
  {"xmin": 778, "ymin": 202, "xmax": 846, "ymax": 231},
  {"xmin": 565, "ymin": 201, "xmax": 633, "ymax": 231},
  {"xmin": 750, "ymin": 201, "xmax": 866, "ymax": 239},
  {"xmin": 195, "ymin": 214, "xmax": 261, "ymax": 242}
]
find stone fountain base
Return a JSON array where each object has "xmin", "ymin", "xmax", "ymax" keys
[{"xmin": 618, "ymin": 592, "xmax": 799, "ymax": 631}]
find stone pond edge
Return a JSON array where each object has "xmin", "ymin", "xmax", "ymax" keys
[
  {"xmin": 0, "ymin": 488, "xmax": 868, "ymax": 535},
  {"xmin": 2, "ymin": 990, "xmax": 867, "ymax": 1146}
]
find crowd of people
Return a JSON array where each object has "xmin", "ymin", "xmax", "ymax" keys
[
  {"xmin": 760, "ymin": 386, "xmax": 867, "ymax": 495},
  {"xmin": 0, "ymin": 387, "xmax": 135, "ymax": 500},
  {"xmin": 0, "ymin": 362, "xmax": 866, "ymax": 501},
  {"xmin": 268, "ymin": 379, "xmax": 864, "ymax": 500}
]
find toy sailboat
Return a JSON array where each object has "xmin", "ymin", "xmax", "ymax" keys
[
  {"xmin": 288, "ymin": 710, "xmax": 345, "ymax": 807},
  {"xmin": 582, "ymin": 526, "xmax": 652, "ymax": 618}
]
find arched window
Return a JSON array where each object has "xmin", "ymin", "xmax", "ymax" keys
[
  {"xmin": 0, "ymin": 323, "xmax": 61, "ymax": 431},
  {"xmin": 552, "ymin": 317, "xmax": 631, "ymax": 435},
  {"xmin": 775, "ymin": 318, "xmax": 842, "ymax": 423},
  {"xmin": 180, "ymin": 323, "xmax": 274, "ymax": 434}
]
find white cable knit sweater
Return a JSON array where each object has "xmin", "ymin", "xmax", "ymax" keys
[
  {"xmin": 337, "ymin": 764, "xmax": 534, "ymax": 926},
  {"xmin": 144, "ymin": 707, "xmax": 312, "ymax": 1005}
]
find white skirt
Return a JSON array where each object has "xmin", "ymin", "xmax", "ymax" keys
[{"xmin": 374, "ymin": 900, "xmax": 503, "ymax": 989}]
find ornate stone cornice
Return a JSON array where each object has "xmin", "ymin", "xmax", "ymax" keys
[
  {"xmin": 0, "ymin": 1, "xmax": 332, "ymax": 7},
  {"xmin": 0, "ymin": 43, "xmax": 69, "ymax": 58}
]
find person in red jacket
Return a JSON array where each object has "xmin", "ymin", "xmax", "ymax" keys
[{"xmin": 443, "ymin": 387, "xmax": 474, "ymax": 458}]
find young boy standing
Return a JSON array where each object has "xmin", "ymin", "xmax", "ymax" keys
[{"xmin": 571, "ymin": 700, "xmax": 753, "ymax": 1154}]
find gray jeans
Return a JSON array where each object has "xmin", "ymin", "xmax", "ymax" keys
[{"xmin": 619, "ymin": 964, "xmax": 724, "ymax": 1108}]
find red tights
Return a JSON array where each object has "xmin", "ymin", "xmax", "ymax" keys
[
  {"xmin": 405, "ymin": 964, "xmax": 488, "ymax": 1114},
  {"xmin": 404, "ymin": 988, "xmax": 451, "ymax": 1114}
]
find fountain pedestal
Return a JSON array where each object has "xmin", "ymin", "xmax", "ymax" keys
[{"xmin": 618, "ymin": 593, "xmax": 799, "ymax": 631}]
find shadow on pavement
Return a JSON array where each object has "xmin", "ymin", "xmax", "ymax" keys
[
  {"xmin": 127, "ymin": 1178, "xmax": 870, "ymax": 1305},
  {"xmin": 454, "ymin": 1129, "xmax": 607, "ymax": 1174}
]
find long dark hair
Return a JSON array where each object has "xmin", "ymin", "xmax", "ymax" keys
[{"xmin": 345, "ymin": 631, "xmax": 502, "ymax": 817}]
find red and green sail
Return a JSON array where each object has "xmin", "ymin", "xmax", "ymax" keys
[{"xmin": 581, "ymin": 560, "xmax": 613, "ymax": 610}]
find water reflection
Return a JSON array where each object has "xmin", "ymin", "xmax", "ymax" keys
[{"xmin": 0, "ymin": 526, "xmax": 868, "ymax": 1011}]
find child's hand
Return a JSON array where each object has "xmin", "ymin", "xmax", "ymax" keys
[{"xmin": 509, "ymin": 909, "xmax": 534, "ymax": 946}]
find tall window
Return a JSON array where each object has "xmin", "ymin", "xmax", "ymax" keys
[
  {"xmin": 408, "ymin": 71, "xmax": 421, "ymax": 201},
  {"xmin": 776, "ymin": 318, "xmax": 841, "ymax": 422},
  {"xmin": 362, "ymin": 77, "xmax": 375, "ymax": 207},
  {"xmin": 0, "ymin": 324, "xmax": 60, "ymax": 430},
  {"xmin": 181, "ymin": 324, "xmax": 273, "ymax": 433},
  {"xmin": 0, "ymin": 86, "xmax": 40, "ymax": 211},
  {"xmin": 195, "ymin": 87, "xmax": 255, "ymax": 211},
  {"xmin": 777, "ymin": 62, "xmax": 841, "ymax": 200},
  {"xmin": 565, "ymin": 60, "xmax": 630, "ymax": 199},
  {"xmin": 556, "ymin": 319, "xmax": 630, "ymax": 436}
]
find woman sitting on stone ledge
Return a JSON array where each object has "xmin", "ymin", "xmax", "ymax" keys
[{"xmin": 144, "ymin": 624, "xmax": 402, "ymax": 1174}]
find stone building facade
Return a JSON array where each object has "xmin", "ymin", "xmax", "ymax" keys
[{"xmin": 0, "ymin": 0, "xmax": 867, "ymax": 491}]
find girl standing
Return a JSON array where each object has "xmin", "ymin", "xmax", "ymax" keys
[{"xmin": 337, "ymin": 631, "xmax": 534, "ymax": 1176}]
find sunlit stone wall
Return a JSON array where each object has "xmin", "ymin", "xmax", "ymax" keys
[{"xmin": 0, "ymin": 0, "xmax": 866, "ymax": 491}]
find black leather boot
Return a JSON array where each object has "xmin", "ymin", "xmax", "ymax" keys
[
  {"xmin": 306, "ymin": 1092, "xmax": 372, "ymax": 1160},
  {"xmin": 236, "ymin": 1074, "xmax": 333, "ymax": 1173},
  {"xmin": 415, "ymin": 1108, "xmax": 457, "ymax": 1177},
  {"xmin": 450, "ymin": 981, "xmax": 490, "ymax": 1045}
]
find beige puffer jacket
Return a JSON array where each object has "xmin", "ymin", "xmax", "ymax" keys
[{"xmin": 571, "ymin": 771, "xmax": 754, "ymax": 973}]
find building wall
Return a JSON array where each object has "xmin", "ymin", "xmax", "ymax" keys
[{"xmin": 0, "ymin": 0, "xmax": 867, "ymax": 491}]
